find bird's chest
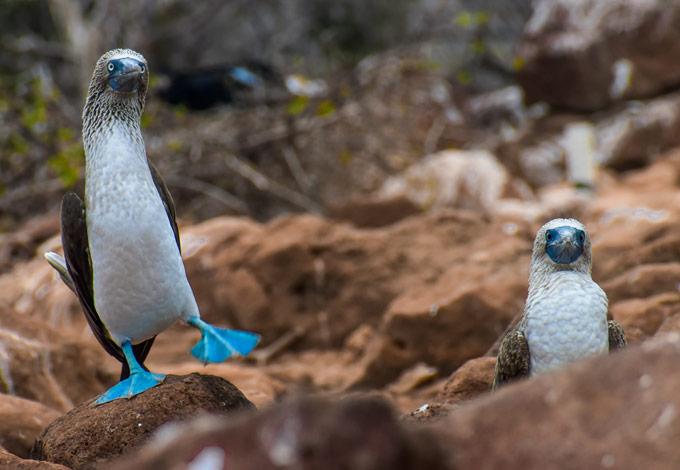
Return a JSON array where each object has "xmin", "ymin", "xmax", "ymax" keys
[
  {"xmin": 84, "ymin": 137, "xmax": 189, "ymax": 341},
  {"xmin": 524, "ymin": 273, "xmax": 609, "ymax": 375}
]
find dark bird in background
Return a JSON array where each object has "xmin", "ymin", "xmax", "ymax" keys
[
  {"xmin": 156, "ymin": 61, "xmax": 278, "ymax": 110},
  {"xmin": 493, "ymin": 218, "xmax": 626, "ymax": 390},
  {"xmin": 45, "ymin": 49, "xmax": 260, "ymax": 404}
]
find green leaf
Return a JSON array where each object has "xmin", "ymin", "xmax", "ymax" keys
[
  {"xmin": 471, "ymin": 40, "xmax": 487, "ymax": 54},
  {"xmin": 287, "ymin": 96, "xmax": 309, "ymax": 115},
  {"xmin": 57, "ymin": 127, "xmax": 74, "ymax": 142},
  {"xmin": 140, "ymin": 112, "xmax": 153, "ymax": 129},
  {"xmin": 456, "ymin": 70, "xmax": 473, "ymax": 84},
  {"xmin": 8, "ymin": 134, "xmax": 29, "ymax": 155},
  {"xmin": 455, "ymin": 11, "xmax": 473, "ymax": 27},
  {"xmin": 167, "ymin": 140, "xmax": 183, "ymax": 152},
  {"xmin": 316, "ymin": 100, "xmax": 335, "ymax": 117},
  {"xmin": 48, "ymin": 143, "xmax": 84, "ymax": 187},
  {"xmin": 475, "ymin": 11, "xmax": 490, "ymax": 26}
]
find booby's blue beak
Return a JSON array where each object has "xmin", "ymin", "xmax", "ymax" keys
[
  {"xmin": 545, "ymin": 226, "xmax": 585, "ymax": 264},
  {"xmin": 107, "ymin": 58, "xmax": 146, "ymax": 93}
]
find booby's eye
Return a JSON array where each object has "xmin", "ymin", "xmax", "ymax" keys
[
  {"xmin": 545, "ymin": 231, "xmax": 553, "ymax": 242},
  {"xmin": 140, "ymin": 65, "xmax": 146, "ymax": 73},
  {"xmin": 107, "ymin": 62, "xmax": 115, "ymax": 72},
  {"xmin": 576, "ymin": 230, "xmax": 585, "ymax": 244}
]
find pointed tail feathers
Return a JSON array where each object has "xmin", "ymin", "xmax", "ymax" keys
[{"xmin": 44, "ymin": 251, "xmax": 76, "ymax": 293}]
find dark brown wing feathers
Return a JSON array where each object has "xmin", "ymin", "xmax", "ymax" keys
[
  {"xmin": 492, "ymin": 324, "xmax": 530, "ymax": 390},
  {"xmin": 60, "ymin": 192, "xmax": 155, "ymax": 380}
]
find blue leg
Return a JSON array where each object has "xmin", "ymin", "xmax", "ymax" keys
[
  {"xmin": 188, "ymin": 318, "xmax": 260, "ymax": 364},
  {"xmin": 95, "ymin": 340, "xmax": 165, "ymax": 405}
]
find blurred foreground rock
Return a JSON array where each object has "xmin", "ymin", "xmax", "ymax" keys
[
  {"xmin": 105, "ymin": 396, "xmax": 446, "ymax": 470},
  {"xmin": 439, "ymin": 333, "xmax": 680, "ymax": 469},
  {"xmin": 32, "ymin": 374, "xmax": 254, "ymax": 470}
]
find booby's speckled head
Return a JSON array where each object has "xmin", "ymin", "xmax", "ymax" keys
[
  {"xmin": 83, "ymin": 49, "xmax": 149, "ymax": 128},
  {"xmin": 531, "ymin": 218, "xmax": 593, "ymax": 276}
]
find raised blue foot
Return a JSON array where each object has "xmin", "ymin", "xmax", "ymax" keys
[
  {"xmin": 188, "ymin": 318, "xmax": 260, "ymax": 364},
  {"xmin": 95, "ymin": 340, "xmax": 165, "ymax": 405}
]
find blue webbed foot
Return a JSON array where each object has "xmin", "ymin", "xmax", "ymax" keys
[
  {"xmin": 188, "ymin": 318, "xmax": 260, "ymax": 364},
  {"xmin": 95, "ymin": 340, "xmax": 165, "ymax": 405},
  {"xmin": 95, "ymin": 370, "xmax": 165, "ymax": 405}
]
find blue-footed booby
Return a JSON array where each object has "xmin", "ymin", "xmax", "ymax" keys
[
  {"xmin": 44, "ymin": 49, "xmax": 260, "ymax": 405},
  {"xmin": 493, "ymin": 218, "xmax": 626, "ymax": 390}
]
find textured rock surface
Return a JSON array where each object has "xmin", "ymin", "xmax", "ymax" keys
[
  {"xmin": 182, "ymin": 210, "xmax": 529, "ymax": 350},
  {"xmin": 0, "ymin": 395, "xmax": 60, "ymax": 459},
  {"xmin": 439, "ymin": 333, "xmax": 680, "ymax": 470},
  {"xmin": 517, "ymin": 0, "xmax": 680, "ymax": 111},
  {"xmin": 0, "ymin": 452, "xmax": 70, "ymax": 470},
  {"xmin": 32, "ymin": 374, "xmax": 255, "ymax": 470},
  {"xmin": 0, "ymin": 306, "xmax": 116, "ymax": 411},
  {"xmin": 436, "ymin": 356, "xmax": 496, "ymax": 405},
  {"xmin": 105, "ymin": 396, "xmax": 446, "ymax": 470},
  {"xmin": 348, "ymin": 239, "xmax": 528, "ymax": 388}
]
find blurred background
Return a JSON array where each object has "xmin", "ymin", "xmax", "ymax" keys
[{"xmin": 2, "ymin": 0, "xmax": 679, "ymax": 238}]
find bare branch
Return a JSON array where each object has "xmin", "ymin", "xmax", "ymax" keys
[
  {"xmin": 163, "ymin": 175, "xmax": 250, "ymax": 215},
  {"xmin": 224, "ymin": 154, "xmax": 324, "ymax": 214}
]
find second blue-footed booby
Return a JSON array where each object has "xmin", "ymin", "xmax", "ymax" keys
[
  {"xmin": 45, "ymin": 49, "xmax": 260, "ymax": 405},
  {"xmin": 493, "ymin": 218, "xmax": 626, "ymax": 390}
]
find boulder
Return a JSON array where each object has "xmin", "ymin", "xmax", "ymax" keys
[
  {"xmin": 596, "ymin": 92, "xmax": 680, "ymax": 170},
  {"xmin": 182, "ymin": 210, "xmax": 515, "ymax": 349},
  {"xmin": 438, "ymin": 333, "xmax": 680, "ymax": 470},
  {"xmin": 601, "ymin": 263, "xmax": 680, "ymax": 304},
  {"xmin": 0, "ymin": 306, "xmax": 116, "ymax": 411},
  {"xmin": 0, "ymin": 452, "xmax": 70, "ymax": 470},
  {"xmin": 32, "ymin": 373, "xmax": 255, "ymax": 470},
  {"xmin": 610, "ymin": 293, "xmax": 680, "ymax": 342},
  {"xmin": 0, "ymin": 395, "xmax": 60, "ymax": 458},
  {"xmin": 104, "ymin": 396, "xmax": 446, "ymax": 470},
  {"xmin": 347, "ymin": 239, "xmax": 529, "ymax": 388},
  {"xmin": 378, "ymin": 149, "xmax": 517, "ymax": 215},
  {"xmin": 435, "ymin": 356, "xmax": 495, "ymax": 405},
  {"xmin": 517, "ymin": 0, "xmax": 680, "ymax": 111}
]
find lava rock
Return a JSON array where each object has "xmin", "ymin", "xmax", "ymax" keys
[
  {"xmin": 32, "ymin": 373, "xmax": 255, "ymax": 470},
  {"xmin": 348, "ymin": 256, "xmax": 527, "ymax": 388},
  {"xmin": 517, "ymin": 0, "xmax": 680, "ymax": 111},
  {"xmin": 0, "ymin": 451, "xmax": 70, "ymax": 470},
  {"xmin": 436, "ymin": 356, "xmax": 496, "ymax": 405},
  {"xmin": 438, "ymin": 332, "xmax": 680, "ymax": 469},
  {"xmin": 105, "ymin": 396, "xmax": 446, "ymax": 470},
  {"xmin": 0, "ymin": 305, "xmax": 116, "ymax": 411},
  {"xmin": 0, "ymin": 394, "xmax": 61, "ymax": 458}
]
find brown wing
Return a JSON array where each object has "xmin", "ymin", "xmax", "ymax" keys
[
  {"xmin": 148, "ymin": 158, "xmax": 180, "ymax": 253},
  {"xmin": 492, "ymin": 323, "xmax": 530, "ymax": 390},
  {"xmin": 608, "ymin": 320, "xmax": 627, "ymax": 351},
  {"xmin": 60, "ymin": 192, "xmax": 155, "ymax": 380}
]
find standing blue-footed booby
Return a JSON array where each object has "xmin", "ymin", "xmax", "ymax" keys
[
  {"xmin": 44, "ymin": 49, "xmax": 260, "ymax": 405},
  {"xmin": 493, "ymin": 218, "xmax": 626, "ymax": 390}
]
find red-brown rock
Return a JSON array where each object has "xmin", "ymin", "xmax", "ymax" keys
[
  {"xmin": 348, "ymin": 252, "xmax": 528, "ymax": 388},
  {"xmin": 0, "ymin": 452, "xmax": 70, "ymax": 470},
  {"xmin": 436, "ymin": 356, "xmax": 495, "ymax": 405},
  {"xmin": 437, "ymin": 333, "xmax": 680, "ymax": 470},
  {"xmin": 31, "ymin": 373, "xmax": 255, "ymax": 470},
  {"xmin": 517, "ymin": 0, "xmax": 680, "ymax": 111},
  {"xmin": 105, "ymin": 396, "xmax": 446, "ymax": 470},
  {"xmin": 183, "ymin": 210, "xmax": 521, "ymax": 350},
  {"xmin": 0, "ymin": 395, "xmax": 61, "ymax": 459},
  {"xmin": 0, "ymin": 306, "xmax": 116, "ymax": 411}
]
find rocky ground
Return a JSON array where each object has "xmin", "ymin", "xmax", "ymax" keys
[
  {"xmin": 4, "ymin": 0, "xmax": 680, "ymax": 469},
  {"xmin": 2, "ymin": 149, "xmax": 680, "ymax": 468}
]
